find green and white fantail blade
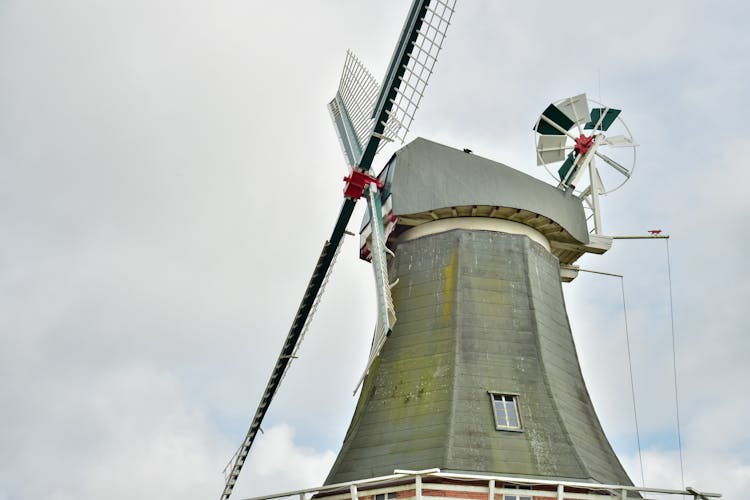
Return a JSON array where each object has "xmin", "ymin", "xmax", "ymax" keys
[
  {"xmin": 603, "ymin": 134, "xmax": 639, "ymax": 147},
  {"xmin": 556, "ymin": 93, "xmax": 590, "ymax": 127},
  {"xmin": 535, "ymin": 103, "xmax": 575, "ymax": 135},
  {"xmin": 585, "ymin": 107, "xmax": 621, "ymax": 131},
  {"xmin": 536, "ymin": 135, "xmax": 568, "ymax": 165},
  {"xmin": 558, "ymin": 152, "xmax": 577, "ymax": 184}
]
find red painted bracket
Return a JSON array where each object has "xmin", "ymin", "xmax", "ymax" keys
[
  {"xmin": 343, "ymin": 169, "xmax": 383, "ymax": 199},
  {"xmin": 574, "ymin": 134, "xmax": 595, "ymax": 156}
]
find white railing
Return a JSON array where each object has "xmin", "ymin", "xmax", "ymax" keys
[{"xmin": 241, "ymin": 469, "xmax": 720, "ymax": 500}]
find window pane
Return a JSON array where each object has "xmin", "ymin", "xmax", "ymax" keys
[
  {"xmin": 494, "ymin": 400, "xmax": 508, "ymax": 426},
  {"xmin": 507, "ymin": 412, "xmax": 519, "ymax": 428},
  {"xmin": 491, "ymin": 393, "xmax": 521, "ymax": 430},
  {"xmin": 506, "ymin": 402, "xmax": 519, "ymax": 428}
]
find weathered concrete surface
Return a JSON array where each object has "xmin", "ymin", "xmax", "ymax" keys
[{"xmin": 325, "ymin": 230, "xmax": 632, "ymax": 487}]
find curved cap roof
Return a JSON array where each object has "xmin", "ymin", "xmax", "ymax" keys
[{"xmin": 388, "ymin": 138, "xmax": 590, "ymax": 245}]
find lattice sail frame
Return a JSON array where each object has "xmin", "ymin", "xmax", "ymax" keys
[
  {"xmin": 329, "ymin": 51, "xmax": 381, "ymax": 167},
  {"xmin": 328, "ymin": 0, "xmax": 456, "ymax": 168},
  {"xmin": 379, "ymin": 0, "xmax": 456, "ymax": 149}
]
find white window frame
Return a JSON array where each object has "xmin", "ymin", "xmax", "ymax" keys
[{"xmin": 488, "ymin": 392, "xmax": 523, "ymax": 432}]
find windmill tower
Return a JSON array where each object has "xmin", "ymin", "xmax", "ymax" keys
[
  {"xmin": 221, "ymin": 2, "xmax": 721, "ymax": 500},
  {"xmin": 323, "ymin": 137, "xmax": 630, "ymax": 487}
]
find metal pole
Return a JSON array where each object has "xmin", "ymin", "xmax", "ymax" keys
[
  {"xmin": 577, "ymin": 268, "xmax": 623, "ymax": 278},
  {"xmin": 589, "ymin": 158, "xmax": 603, "ymax": 234},
  {"xmin": 612, "ymin": 235, "xmax": 670, "ymax": 239}
]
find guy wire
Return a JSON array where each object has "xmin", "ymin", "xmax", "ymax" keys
[
  {"xmin": 666, "ymin": 239, "xmax": 686, "ymax": 488},
  {"xmin": 619, "ymin": 275, "xmax": 646, "ymax": 487}
]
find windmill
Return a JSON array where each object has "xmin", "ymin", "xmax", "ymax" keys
[
  {"xmin": 219, "ymin": 3, "xmax": 723, "ymax": 500},
  {"xmin": 533, "ymin": 93, "xmax": 638, "ymax": 235},
  {"xmin": 219, "ymin": 1, "xmax": 456, "ymax": 498}
]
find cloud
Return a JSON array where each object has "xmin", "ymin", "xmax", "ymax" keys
[
  {"xmin": 1, "ymin": 1, "xmax": 748, "ymax": 499},
  {"xmin": 0, "ymin": 363, "xmax": 229, "ymax": 500},
  {"xmin": 621, "ymin": 448, "xmax": 750, "ymax": 499},
  {"xmin": 232, "ymin": 424, "xmax": 336, "ymax": 498}
]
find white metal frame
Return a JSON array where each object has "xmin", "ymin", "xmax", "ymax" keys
[{"xmin": 240, "ymin": 469, "xmax": 721, "ymax": 500}]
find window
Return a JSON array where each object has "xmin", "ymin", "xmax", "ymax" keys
[
  {"xmin": 375, "ymin": 493, "xmax": 397, "ymax": 500},
  {"xmin": 503, "ymin": 493, "xmax": 532, "ymax": 500},
  {"xmin": 489, "ymin": 393, "xmax": 522, "ymax": 431},
  {"xmin": 503, "ymin": 486, "xmax": 532, "ymax": 500}
]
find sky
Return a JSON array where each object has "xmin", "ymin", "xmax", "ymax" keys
[{"xmin": 1, "ymin": 1, "xmax": 749, "ymax": 499}]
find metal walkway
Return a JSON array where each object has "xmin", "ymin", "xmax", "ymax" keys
[{"xmin": 240, "ymin": 469, "xmax": 720, "ymax": 500}]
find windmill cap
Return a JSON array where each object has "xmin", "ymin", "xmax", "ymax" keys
[{"xmin": 384, "ymin": 137, "xmax": 590, "ymax": 245}]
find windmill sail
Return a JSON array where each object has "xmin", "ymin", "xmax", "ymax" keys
[
  {"xmin": 328, "ymin": 0, "xmax": 456, "ymax": 392},
  {"xmin": 219, "ymin": 199, "xmax": 355, "ymax": 500},
  {"xmin": 331, "ymin": 0, "xmax": 457, "ymax": 173},
  {"xmin": 354, "ymin": 186, "xmax": 397, "ymax": 393},
  {"xmin": 377, "ymin": 0, "xmax": 456, "ymax": 148},
  {"xmin": 328, "ymin": 51, "xmax": 380, "ymax": 167},
  {"xmin": 220, "ymin": 2, "xmax": 457, "ymax": 499}
]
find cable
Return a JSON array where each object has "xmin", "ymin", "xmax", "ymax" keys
[
  {"xmin": 582, "ymin": 234, "xmax": 684, "ymax": 490},
  {"xmin": 666, "ymin": 238, "xmax": 686, "ymax": 488},
  {"xmin": 578, "ymin": 267, "xmax": 645, "ymax": 487},
  {"xmin": 619, "ymin": 276, "xmax": 646, "ymax": 487}
]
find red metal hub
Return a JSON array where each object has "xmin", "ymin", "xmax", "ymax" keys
[
  {"xmin": 574, "ymin": 134, "xmax": 595, "ymax": 156},
  {"xmin": 343, "ymin": 168, "xmax": 382, "ymax": 199}
]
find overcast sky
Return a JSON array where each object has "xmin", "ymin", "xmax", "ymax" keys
[{"xmin": 1, "ymin": 1, "xmax": 748, "ymax": 499}]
